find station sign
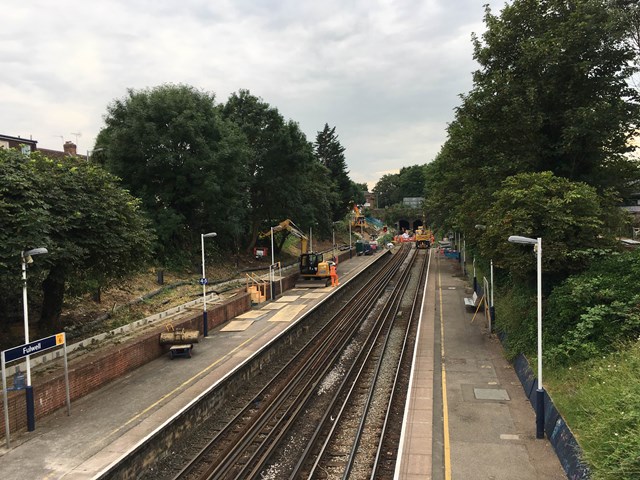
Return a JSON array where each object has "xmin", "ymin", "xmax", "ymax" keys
[{"xmin": 3, "ymin": 333, "xmax": 65, "ymax": 363}]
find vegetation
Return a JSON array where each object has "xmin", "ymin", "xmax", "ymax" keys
[
  {"xmin": 372, "ymin": 164, "xmax": 427, "ymax": 209},
  {"xmin": 96, "ymin": 84, "xmax": 249, "ymax": 259},
  {"xmin": 220, "ymin": 90, "xmax": 333, "ymax": 253},
  {"xmin": 314, "ymin": 124, "xmax": 365, "ymax": 222},
  {"xmin": 1, "ymin": 86, "xmax": 364, "ymax": 342},
  {"xmin": 546, "ymin": 341, "xmax": 640, "ymax": 480},
  {"xmin": 0, "ymin": 148, "xmax": 154, "ymax": 332},
  {"xmin": 545, "ymin": 249, "xmax": 640, "ymax": 365}
]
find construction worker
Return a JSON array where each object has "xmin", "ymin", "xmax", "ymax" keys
[{"xmin": 330, "ymin": 262, "xmax": 339, "ymax": 287}]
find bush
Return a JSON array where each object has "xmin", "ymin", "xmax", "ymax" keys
[
  {"xmin": 495, "ymin": 280, "xmax": 538, "ymax": 360},
  {"xmin": 545, "ymin": 250, "xmax": 640, "ymax": 365}
]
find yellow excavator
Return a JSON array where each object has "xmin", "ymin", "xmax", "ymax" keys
[{"xmin": 260, "ymin": 219, "xmax": 333, "ymax": 287}]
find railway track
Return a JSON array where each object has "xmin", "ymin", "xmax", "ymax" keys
[
  {"xmin": 292, "ymin": 247, "xmax": 429, "ymax": 479},
  {"xmin": 158, "ymin": 244, "xmax": 429, "ymax": 480}
]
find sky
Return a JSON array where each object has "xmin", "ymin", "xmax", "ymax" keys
[{"xmin": 1, "ymin": 0, "xmax": 504, "ymax": 191}]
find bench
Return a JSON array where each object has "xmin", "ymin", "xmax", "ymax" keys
[{"xmin": 464, "ymin": 291, "xmax": 480, "ymax": 309}]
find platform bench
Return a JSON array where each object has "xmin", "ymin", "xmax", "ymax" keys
[{"xmin": 464, "ymin": 292, "xmax": 480, "ymax": 309}]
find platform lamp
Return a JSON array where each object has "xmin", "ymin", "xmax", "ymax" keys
[
  {"xmin": 87, "ymin": 147, "xmax": 104, "ymax": 163},
  {"xmin": 349, "ymin": 214, "xmax": 352, "ymax": 259},
  {"xmin": 508, "ymin": 235, "xmax": 544, "ymax": 439},
  {"xmin": 201, "ymin": 232, "xmax": 217, "ymax": 337},
  {"xmin": 21, "ymin": 246, "xmax": 48, "ymax": 432},
  {"xmin": 332, "ymin": 221, "xmax": 339, "ymax": 263}
]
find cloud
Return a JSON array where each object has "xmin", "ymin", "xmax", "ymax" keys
[{"xmin": 0, "ymin": 0, "xmax": 501, "ymax": 188}]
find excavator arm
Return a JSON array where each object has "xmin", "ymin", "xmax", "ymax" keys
[{"xmin": 260, "ymin": 219, "xmax": 309, "ymax": 253}]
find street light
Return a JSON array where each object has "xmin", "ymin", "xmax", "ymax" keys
[
  {"xmin": 348, "ymin": 215, "xmax": 352, "ymax": 259},
  {"xmin": 508, "ymin": 234, "xmax": 544, "ymax": 439},
  {"xmin": 87, "ymin": 147, "xmax": 104, "ymax": 162},
  {"xmin": 21, "ymin": 246, "xmax": 48, "ymax": 432},
  {"xmin": 201, "ymin": 232, "xmax": 217, "ymax": 338},
  {"xmin": 332, "ymin": 222, "xmax": 338, "ymax": 263}
]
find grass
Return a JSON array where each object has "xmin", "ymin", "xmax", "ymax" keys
[{"xmin": 546, "ymin": 341, "xmax": 640, "ymax": 480}]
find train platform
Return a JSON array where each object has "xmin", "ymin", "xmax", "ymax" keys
[
  {"xmin": 0, "ymin": 250, "xmax": 385, "ymax": 480},
  {"xmin": 1, "ymin": 246, "xmax": 570, "ymax": 480},
  {"xmin": 396, "ymin": 249, "xmax": 566, "ymax": 479}
]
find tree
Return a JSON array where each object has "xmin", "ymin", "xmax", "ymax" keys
[
  {"xmin": 373, "ymin": 165, "xmax": 427, "ymax": 209},
  {"xmin": 397, "ymin": 165, "xmax": 427, "ymax": 198},
  {"xmin": 478, "ymin": 172, "xmax": 627, "ymax": 279},
  {"xmin": 314, "ymin": 124, "xmax": 350, "ymax": 221},
  {"xmin": 372, "ymin": 173, "xmax": 401, "ymax": 208},
  {"xmin": 221, "ymin": 90, "xmax": 332, "ymax": 251},
  {"xmin": 427, "ymin": 0, "xmax": 640, "ymax": 236},
  {"xmin": 96, "ymin": 84, "xmax": 249, "ymax": 259},
  {"xmin": 0, "ymin": 149, "xmax": 154, "ymax": 332}
]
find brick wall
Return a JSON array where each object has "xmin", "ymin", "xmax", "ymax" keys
[{"xmin": 1, "ymin": 290, "xmax": 252, "ymax": 440}]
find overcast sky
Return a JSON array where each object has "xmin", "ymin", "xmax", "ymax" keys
[{"xmin": 2, "ymin": 0, "xmax": 504, "ymax": 190}]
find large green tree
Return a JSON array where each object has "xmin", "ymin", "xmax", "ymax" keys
[
  {"xmin": 426, "ymin": 0, "xmax": 640, "ymax": 235},
  {"xmin": 96, "ymin": 84, "xmax": 249, "ymax": 258},
  {"xmin": 479, "ymin": 172, "xmax": 627, "ymax": 279},
  {"xmin": 314, "ymin": 124, "xmax": 350, "ymax": 221},
  {"xmin": 221, "ymin": 90, "xmax": 332, "ymax": 251},
  {"xmin": 0, "ymin": 149, "xmax": 154, "ymax": 332},
  {"xmin": 373, "ymin": 165, "xmax": 426, "ymax": 209}
]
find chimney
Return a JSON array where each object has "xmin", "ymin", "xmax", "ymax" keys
[{"xmin": 63, "ymin": 141, "xmax": 77, "ymax": 156}]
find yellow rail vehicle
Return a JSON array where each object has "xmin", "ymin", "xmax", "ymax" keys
[{"xmin": 415, "ymin": 226, "xmax": 431, "ymax": 249}]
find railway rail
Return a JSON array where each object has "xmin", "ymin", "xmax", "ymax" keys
[
  {"xmin": 167, "ymin": 244, "xmax": 430, "ymax": 480},
  {"xmin": 292, "ymin": 247, "xmax": 429, "ymax": 479},
  {"xmin": 171, "ymin": 244, "xmax": 412, "ymax": 480}
]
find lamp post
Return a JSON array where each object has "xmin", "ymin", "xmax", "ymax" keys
[
  {"xmin": 270, "ymin": 226, "xmax": 275, "ymax": 300},
  {"xmin": 201, "ymin": 232, "xmax": 217, "ymax": 337},
  {"xmin": 21, "ymin": 247, "xmax": 48, "ymax": 432},
  {"xmin": 349, "ymin": 215, "xmax": 352, "ymax": 259},
  {"xmin": 332, "ymin": 222, "xmax": 339, "ymax": 263},
  {"xmin": 87, "ymin": 147, "xmax": 104, "ymax": 162},
  {"xmin": 508, "ymin": 235, "xmax": 544, "ymax": 439}
]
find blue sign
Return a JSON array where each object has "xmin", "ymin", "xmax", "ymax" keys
[
  {"xmin": 199, "ymin": 278, "xmax": 208, "ymax": 285},
  {"xmin": 3, "ymin": 333, "xmax": 65, "ymax": 363}
]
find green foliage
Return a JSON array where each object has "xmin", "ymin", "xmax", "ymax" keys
[
  {"xmin": 545, "ymin": 249, "xmax": 640, "ymax": 364},
  {"xmin": 479, "ymin": 172, "xmax": 625, "ymax": 279},
  {"xmin": 494, "ymin": 280, "xmax": 538, "ymax": 360},
  {"xmin": 221, "ymin": 90, "xmax": 332, "ymax": 248},
  {"xmin": 97, "ymin": 84, "xmax": 249, "ymax": 258},
  {"xmin": 0, "ymin": 149, "xmax": 154, "ymax": 330},
  {"xmin": 372, "ymin": 165, "xmax": 426, "ymax": 208},
  {"xmin": 314, "ymin": 124, "xmax": 351, "ymax": 221},
  {"xmin": 372, "ymin": 173, "xmax": 400, "ymax": 208},
  {"xmin": 547, "ymin": 342, "xmax": 640, "ymax": 479},
  {"xmin": 425, "ymin": 0, "xmax": 640, "ymax": 238}
]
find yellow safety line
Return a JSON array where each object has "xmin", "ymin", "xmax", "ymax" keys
[
  {"xmin": 439, "ymin": 268, "xmax": 452, "ymax": 480},
  {"xmin": 105, "ymin": 324, "xmax": 272, "ymax": 438}
]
